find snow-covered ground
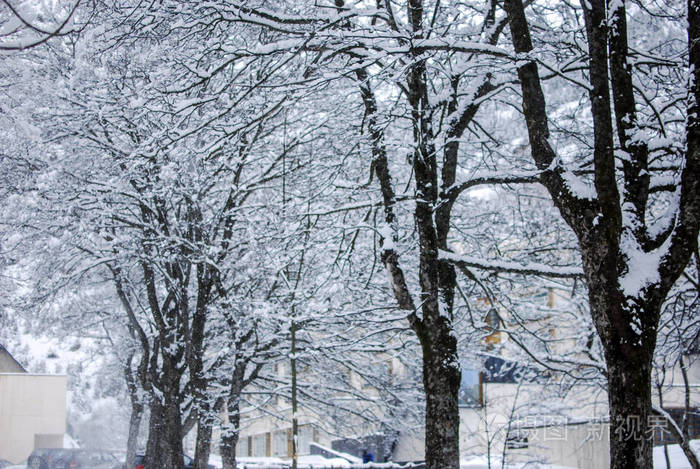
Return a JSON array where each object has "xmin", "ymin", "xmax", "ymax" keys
[
  {"xmin": 208, "ymin": 455, "xmax": 365, "ymax": 468},
  {"xmin": 460, "ymin": 455, "xmax": 574, "ymax": 468},
  {"xmin": 206, "ymin": 443, "xmax": 700, "ymax": 469},
  {"xmin": 458, "ymin": 442, "xmax": 700, "ymax": 469},
  {"xmin": 653, "ymin": 440, "xmax": 700, "ymax": 469}
]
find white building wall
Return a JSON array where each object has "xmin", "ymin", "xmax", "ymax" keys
[
  {"xmin": 0, "ymin": 348, "xmax": 25, "ymax": 373},
  {"xmin": 394, "ymin": 382, "xmax": 611, "ymax": 465},
  {"xmin": 0, "ymin": 373, "xmax": 67, "ymax": 464},
  {"xmin": 519, "ymin": 422, "xmax": 610, "ymax": 469},
  {"xmin": 394, "ymin": 377, "xmax": 699, "ymax": 468}
]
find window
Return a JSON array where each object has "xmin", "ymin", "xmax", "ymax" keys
[
  {"xmin": 252, "ymin": 433, "xmax": 269, "ymax": 457},
  {"xmin": 384, "ymin": 359, "xmax": 396, "ymax": 383},
  {"xmin": 297, "ymin": 424, "xmax": 314, "ymax": 455},
  {"xmin": 484, "ymin": 309, "xmax": 502, "ymax": 347},
  {"xmin": 272, "ymin": 430, "xmax": 288, "ymax": 457},
  {"xmin": 485, "ymin": 309, "xmax": 500, "ymax": 330},
  {"xmin": 458, "ymin": 367, "xmax": 482, "ymax": 407},
  {"xmin": 236, "ymin": 436, "xmax": 249, "ymax": 458}
]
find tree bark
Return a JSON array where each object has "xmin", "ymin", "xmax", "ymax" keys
[
  {"xmin": 220, "ymin": 406, "xmax": 240, "ymax": 469},
  {"xmin": 291, "ymin": 318, "xmax": 299, "ymax": 469},
  {"xmin": 582, "ymin": 245, "xmax": 659, "ymax": 469},
  {"xmin": 607, "ymin": 353, "xmax": 654, "ymax": 468},
  {"xmin": 220, "ymin": 396, "xmax": 241, "ymax": 469},
  {"xmin": 145, "ymin": 359, "xmax": 184, "ymax": 469},
  {"xmin": 421, "ymin": 320, "xmax": 461, "ymax": 469},
  {"xmin": 191, "ymin": 263, "xmax": 214, "ymax": 469},
  {"xmin": 125, "ymin": 400, "xmax": 143, "ymax": 469},
  {"xmin": 194, "ymin": 414, "xmax": 213, "ymax": 469},
  {"xmin": 112, "ymin": 271, "xmax": 150, "ymax": 469},
  {"xmin": 163, "ymin": 361, "xmax": 185, "ymax": 469},
  {"xmin": 145, "ymin": 395, "xmax": 184, "ymax": 469},
  {"xmin": 221, "ymin": 362, "xmax": 246, "ymax": 469},
  {"xmin": 121, "ymin": 350, "xmax": 146, "ymax": 469},
  {"xmin": 145, "ymin": 398, "xmax": 167, "ymax": 469}
]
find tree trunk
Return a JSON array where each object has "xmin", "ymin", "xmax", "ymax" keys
[
  {"xmin": 123, "ymin": 352, "xmax": 145, "ymax": 469},
  {"xmin": 589, "ymin": 283, "xmax": 660, "ymax": 469},
  {"xmin": 191, "ymin": 273, "xmax": 213, "ymax": 469},
  {"xmin": 145, "ymin": 397, "xmax": 184, "ymax": 469},
  {"xmin": 145, "ymin": 362, "xmax": 184, "ymax": 469},
  {"xmin": 194, "ymin": 414, "xmax": 213, "ymax": 469},
  {"xmin": 607, "ymin": 357, "xmax": 653, "ymax": 469},
  {"xmin": 419, "ymin": 318, "xmax": 461, "ymax": 469},
  {"xmin": 221, "ymin": 365, "xmax": 246, "ymax": 469},
  {"xmin": 145, "ymin": 398, "xmax": 167, "ymax": 469},
  {"xmin": 220, "ymin": 398, "xmax": 241, "ymax": 469},
  {"xmin": 291, "ymin": 318, "xmax": 299, "ymax": 469},
  {"xmin": 125, "ymin": 401, "xmax": 143, "ymax": 469},
  {"xmin": 163, "ymin": 373, "xmax": 185, "ymax": 469}
]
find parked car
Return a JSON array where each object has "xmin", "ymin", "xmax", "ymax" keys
[
  {"xmin": 114, "ymin": 454, "xmax": 215, "ymax": 469},
  {"xmin": 112, "ymin": 454, "xmax": 144, "ymax": 469},
  {"xmin": 27, "ymin": 449, "xmax": 119, "ymax": 469}
]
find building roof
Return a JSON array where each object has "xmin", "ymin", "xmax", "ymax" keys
[
  {"xmin": 481, "ymin": 355, "xmax": 547, "ymax": 384},
  {"xmin": 0, "ymin": 343, "xmax": 27, "ymax": 373}
]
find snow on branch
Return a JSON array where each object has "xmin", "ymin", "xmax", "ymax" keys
[
  {"xmin": 0, "ymin": 0, "xmax": 80, "ymax": 50},
  {"xmin": 445, "ymin": 169, "xmax": 541, "ymax": 201},
  {"xmin": 440, "ymin": 250, "xmax": 584, "ymax": 279}
]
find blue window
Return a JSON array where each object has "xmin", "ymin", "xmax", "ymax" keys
[{"xmin": 459, "ymin": 367, "xmax": 482, "ymax": 407}]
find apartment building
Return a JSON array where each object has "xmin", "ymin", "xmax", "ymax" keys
[{"xmin": 224, "ymin": 288, "xmax": 700, "ymax": 468}]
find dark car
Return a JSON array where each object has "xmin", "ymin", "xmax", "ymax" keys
[
  {"xmin": 27, "ymin": 449, "xmax": 119, "ymax": 469},
  {"xmin": 115, "ymin": 454, "xmax": 215, "ymax": 469}
]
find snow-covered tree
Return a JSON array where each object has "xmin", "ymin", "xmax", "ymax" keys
[{"xmin": 501, "ymin": 0, "xmax": 700, "ymax": 466}]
